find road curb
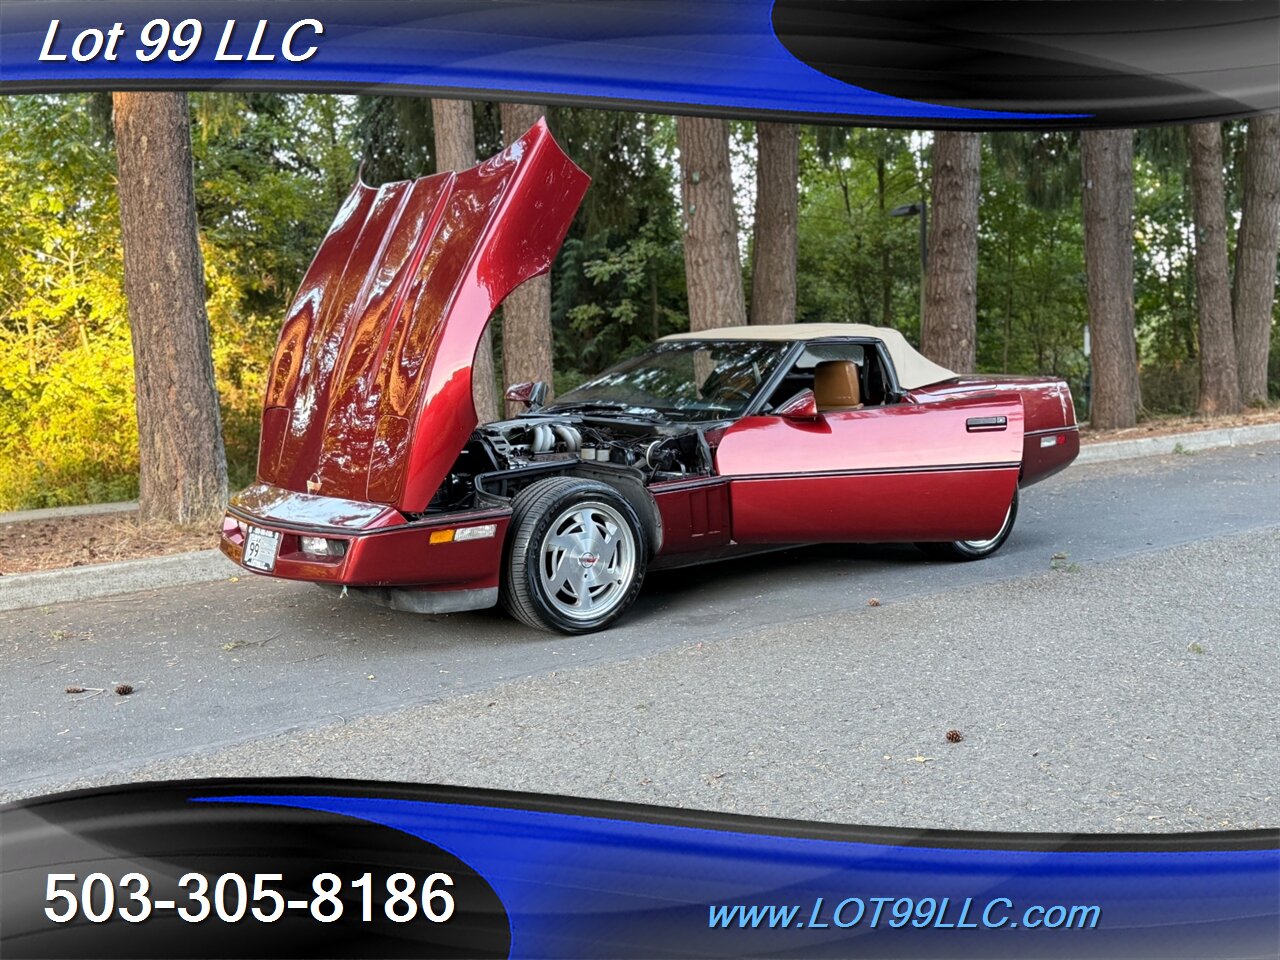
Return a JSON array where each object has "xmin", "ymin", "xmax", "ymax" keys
[
  {"xmin": 0, "ymin": 549, "xmax": 236, "ymax": 613},
  {"xmin": 0, "ymin": 500, "xmax": 138, "ymax": 525},
  {"xmin": 1077, "ymin": 421, "xmax": 1280, "ymax": 464}
]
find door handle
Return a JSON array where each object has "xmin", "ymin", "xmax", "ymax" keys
[{"xmin": 966, "ymin": 416, "xmax": 1008, "ymax": 432}]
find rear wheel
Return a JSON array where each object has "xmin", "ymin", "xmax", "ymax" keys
[
  {"xmin": 501, "ymin": 477, "xmax": 648, "ymax": 633},
  {"xmin": 917, "ymin": 487, "xmax": 1019, "ymax": 561}
]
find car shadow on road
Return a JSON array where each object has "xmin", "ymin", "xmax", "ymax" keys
[
  {"xmin": 275, "ymin": 531, "xmax": 1061, "ymax": 646},
  {"xmin": 639, "ymin": 542, "xmax": 927, "ymax": 602},
  {"xmin": 272, "ymin": 542, "xmax": 931, "ymax": 645}
]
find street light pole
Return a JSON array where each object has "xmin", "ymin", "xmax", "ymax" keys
[{"xmin": 889, "ymin": 199, "xmax": 929, "ymax": 326}]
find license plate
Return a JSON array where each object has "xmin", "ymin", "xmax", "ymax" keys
[{"xmin": 242, "ymin": 526, "xmax": 281, "ymax": 572}]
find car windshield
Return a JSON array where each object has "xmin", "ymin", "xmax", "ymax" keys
[{"xmin": 548, "ymin": 340, "xmax": 792, "ymax": 422}]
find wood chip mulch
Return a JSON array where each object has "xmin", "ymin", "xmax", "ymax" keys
[{"xmin": 0, "ymin": 512, "xmax": 218, "ymax": 575}]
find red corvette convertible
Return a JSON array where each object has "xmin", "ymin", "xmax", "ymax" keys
[{"xmin": 220, "ymin": 121, "xmax": 1079, "ymax": 633}]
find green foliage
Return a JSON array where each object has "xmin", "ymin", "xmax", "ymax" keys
[
  {"xmin": 1132, "ymin": 150, "xmax": 1197, "ymax": 366},
  {"xmin": 987, "ymin": 131, "xmax": 1080, "ymax": 211},
  {"xmin": 976, "ymin": 134, "xmax": 1088, "ymax": 389},
  {"xmin": 353, "ymin": 96, "xmax": 435, "ymax": 183},
  {"xmin": 0, "ymin": 93, "xmax": 358, "ymax": 509},
  {"xmin": 191, "ymin": 93, "xmax": 358, "ymax": 489},
  {"xmin": 2, "ymin": 96, "xmax": 1269, "ymax": 511},
  {"xmin": 546, "ymin": 109, "xmax": 687, "ymax": 379},
  {"xmin": 1132, "ymin": 157, "xmax": 1201, "ymax": 416},
  {"xmin": 795, "ymin": 127, "xmax": 923, "ymax": 334},
  {"xmin": 0, "ymin": 94, "xmax": 136, "ymax": 508},
  {"xmin": 193, "ymin": 93, "xmax": 355, "ymax": 318}
]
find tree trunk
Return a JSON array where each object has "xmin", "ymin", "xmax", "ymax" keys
[
  {"xmin": 1232, "ymin": 112, "xmax": 1280, "ymax": 406},
  {"xmin": 499, "ymin": 102, "xmax": 556, "ymax": 416},
  {"xmin": 677, "ymin": 116, "xmax": 747, "ymax": 331},
  {"xmin": 433, "ymin": 98, "xmax": 500, "ymax": 424},
  {"xmin": 921, "ymin": 131, "xmax": 979, "ymax": 372},
  {"xmin": 1188, "ymin": 122, "xmax": 1241, "ymax": 415},
  {"xmin": 749, "ymin": 122, "xmax": 798, "ymax": 325},
  {"xmin": 112, "ymin": 92, "xmax": 228, "ymax": 524},
  {"xmin": 1080, "ymin": 129, "xmax": 1141, "ymax": 429}
]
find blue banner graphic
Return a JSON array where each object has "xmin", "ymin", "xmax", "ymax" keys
[
  {"xmin": 3, "ymin": 0, "xmax": 1277, "ymax": 126},
  {"xmin": 205, "ymin": 792, "xmax": 1280, "ymax": 958},
  {"xmin": 3, "ymin": 781, "xmax": 1276, "ymax": 958}
]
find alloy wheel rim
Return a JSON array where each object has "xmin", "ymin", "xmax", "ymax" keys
[
  {"xmin": 960, "ymin": 501, "xmax": 1014, "ymax": 551},
  {"xmin": 538, "ymin": 501, "xmax": 636, "ymax": 621}
]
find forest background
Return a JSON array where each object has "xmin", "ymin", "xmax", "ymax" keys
[{"xmin": 1, "ymin": 93, "xmax": 1275, "ymax": 510}]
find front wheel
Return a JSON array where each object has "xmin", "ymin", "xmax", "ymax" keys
[
  {"xmin": 501, "ymin": 477, "xmax": 648, "ymax": 633},
  {"xmin": 917, "ymin": 487, "xmax": 1019, "ymax": 561}
]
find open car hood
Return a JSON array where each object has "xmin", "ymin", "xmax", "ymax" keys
[{"xmin": 255, "ymin": 120, "xmax": 589, "ymax": 513}]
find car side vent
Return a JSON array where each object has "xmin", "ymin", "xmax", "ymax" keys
[{"xmin": 689, "ymin": 486, "xmax": 726, "ymax": 538}]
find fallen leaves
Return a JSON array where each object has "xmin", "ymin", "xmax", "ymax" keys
[
  {"xmin": 222, "ymin": 634, "xmax": 275, "ymax": 653},
  {"xmin": 50, "ymin": 629, "xmax": 92, "ymax": 642}
]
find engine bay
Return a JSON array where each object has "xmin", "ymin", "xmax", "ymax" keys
[{"xmin": 423, "ymin": 414, "xmax": 715, "ymax": 514}]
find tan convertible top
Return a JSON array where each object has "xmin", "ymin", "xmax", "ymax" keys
[{"xmin": 660, "ymin": 323, "xmax": 957, "ymax": 390}]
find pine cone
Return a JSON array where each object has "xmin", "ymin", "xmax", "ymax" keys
[
  {"xmin": 114, "ymin": 683, "xmax": 134, "ymax": 696},
  {"xmin": 945, "ymin": 729, "xmax": 964, "ymax": 744}
]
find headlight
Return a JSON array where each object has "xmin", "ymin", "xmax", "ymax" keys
[{"xmin": 300, "ymin": 536, "xmax": 347, "ymax": 557}]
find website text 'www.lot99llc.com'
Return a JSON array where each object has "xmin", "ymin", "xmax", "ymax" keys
[{"xmin": 709, "ymin": 896, "xmax": 1101, "ymax": 932}]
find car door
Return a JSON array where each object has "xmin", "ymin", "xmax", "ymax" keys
[{"xmin": 714, "ymin": 393, "xmax": 1024, "ymax": 544}]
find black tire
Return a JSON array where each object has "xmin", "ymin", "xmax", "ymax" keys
[
  {"xmin": 501, "ymin": 477, "xmax": 648, "ymax": 634},
  {"xmin": 917, "ymin": 487, "xmax": 1019, "ymax": 561}
]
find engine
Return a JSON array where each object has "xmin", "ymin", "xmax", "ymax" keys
[
  {"xmin": 423, "ymin": 414, "xmax": 712, "ymax": 514},
  {"xmin": 481, "ymin": 416, "xmax": 708, "ymax": 473}
]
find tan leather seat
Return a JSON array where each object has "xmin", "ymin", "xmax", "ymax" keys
[{"xmin": 813, "ymin": 360, "xmax": 863, "ymax": 411}]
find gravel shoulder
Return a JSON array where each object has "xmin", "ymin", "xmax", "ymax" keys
[{"xmin": 10, "ymin": 527, "xmax": 1276, "ymax": 835}]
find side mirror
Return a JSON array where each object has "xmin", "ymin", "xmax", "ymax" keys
[
  {"xmin": 775, "ymin": 389, "xmax": 821, "ymax": 421},
  {"xmin": 504, "ymin": 380, "xmax": 549, "ymax": 411}
]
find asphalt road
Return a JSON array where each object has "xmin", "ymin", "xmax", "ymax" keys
[{"xmin": 2, "ymin": 442, "xmax": 1277, "ymax": 831}]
